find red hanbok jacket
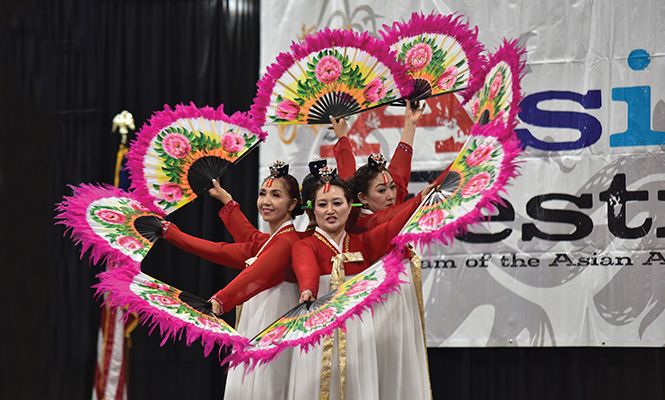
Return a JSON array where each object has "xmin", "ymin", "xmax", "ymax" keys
[
  {"xmin": 291, "ymin": 195, "xmax": 421, "ymax": 297},
  {"xmin": 163, "ymin": 219, "xmax": 300, "ymax": 312},
  {"xmin": 334, "ymin": 137, "xmax": 453, "ymax": 234},
  {"xmin": 218, "ymin": 200, "xmax": 313, "ymax": 243}
]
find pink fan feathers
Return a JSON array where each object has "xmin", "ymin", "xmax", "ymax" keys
[
  {"xmin": 127, "ymin": 102, "xmax": 266, "ymax": 212},
  {"xmin": 380, "ymin": 12, "xmax": 488, "ymax": 103},
  {"xmin": 391, "ymin": 118, "xmax": 523, "ymax": 250},
  {"xmin": 56, "ymin": 183, "xmax": 165, "ymax": 266},
  {"xmin": 224, "ymin": 248, "xmax": 409, "ymax": 372},
  {"xmin": 95, "ymin": 266, "xmax": 249, "ymax": 358},
  {"xmin": 250, "ymin": 27, "xmax": 414, "ymax": 125}
]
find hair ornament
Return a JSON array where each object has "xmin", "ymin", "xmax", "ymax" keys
[
  {"xmin": 309, "ymin": 158, "xmax": 327, "ymax": 175},
  {"xmin": 317, "ymin": 166, "xmax": 336, "ymax": 193},
  {"xmin": 368, "ymin": 153, "xmax": 389, "ymax": 184},
  {"xmin": 266, "ymin": 160, "xmax": 289, "ymax": 187}
]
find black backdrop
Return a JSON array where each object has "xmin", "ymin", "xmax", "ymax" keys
[{"xmin": 1, "ymin": 1, "xmax": 663, "ymax": 399}]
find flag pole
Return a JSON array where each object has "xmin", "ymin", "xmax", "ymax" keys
[{"xmin": 92, "ymin": 110, "xmax": 138, "ymax": 400}]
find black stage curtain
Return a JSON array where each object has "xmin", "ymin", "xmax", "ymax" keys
[{"xmin": 0, "ymin": 1, "xmax": 662, "ymax": 400}]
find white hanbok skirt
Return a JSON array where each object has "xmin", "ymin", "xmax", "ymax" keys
[
  {"xmin": 373, "ymin": 259, "xmax": 432, "ymax": 400},
  {"xmin": 287, "ymin": 274, "xmax": 381, "ymax": 400},
  {"xmin": 287, "ymin": 263, "xmax": 431, "ymax": 400},
  {"xmin": 224, "ymin": 281, "xmax": 300, "ymax": 400}
]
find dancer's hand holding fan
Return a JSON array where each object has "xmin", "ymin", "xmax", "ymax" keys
[{"xmin": 224, "ymin": 250, "xmax": 408, "ymax": 372}]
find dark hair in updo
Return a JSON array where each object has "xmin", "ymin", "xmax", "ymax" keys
[
  {"xmin": 348, "ymin": 164, "xmax": 393, "ymax": 203},
  {"xmin": 261, "ymin": 174, "xmax": 304, "ymax": 218}
]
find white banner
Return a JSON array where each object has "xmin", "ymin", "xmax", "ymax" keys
[{"xmin": 258, "ymin": 0, "xmax": 665, "ymax": 347}]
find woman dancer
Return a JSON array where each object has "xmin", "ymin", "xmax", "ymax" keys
[
  {"xmin": 330, "ymin": 102, "xmax": 452, "ymax": 233},
  {"xmin": 161, "ymin": 161, "xmax": 302, "ymax": 400},
  {"xmin": 288, "ymin": 168, "xmax": 434, "ymax": 400},
  {"xmin": 332, "ymin": 99, "xmax": 425, "ymax": 203}
]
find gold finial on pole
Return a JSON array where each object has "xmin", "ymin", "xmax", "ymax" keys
[
  {"xmin": 112, "ymin": 110, "xmax": 135, "ymax": 145},
  {"xmin": 112, "ymin": 110, "xmax": 135, "ymax": 187}
]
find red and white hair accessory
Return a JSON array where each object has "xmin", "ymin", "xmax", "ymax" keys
[
  {"xmin": 266, "ymin": 160, "xmax": 289, "ymax": 187},
  {"xmin": 368, "ymin": 153, "xmax": 389, "ymax": 184},
  {"xmin": 317, "ymin": 166, "xmax": 336, "ymax": 193}
]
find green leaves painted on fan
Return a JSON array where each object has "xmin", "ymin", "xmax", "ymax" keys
[
  {"xmin": 397, "ymin": 35, "xmax": 467, "ymax": 92},
  {"xmin": 473, "ymin": 63, "xmax": 511, "ymax": 121},
  {"xmin": 401, "ymin": 137, "xmax": 502, "ymax": 234},
  {"xmin": 251, "ymin": 271, "xmax": 381, "ymax": 347},
  {"xmin": 88, "ymin": 199, "xmax": 152, "ymax": 258}
]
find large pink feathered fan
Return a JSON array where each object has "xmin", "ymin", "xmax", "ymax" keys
[
  {"xmin": 392, "ymin": 40, "xmax": 526, "ymax": 248},
  {"xmin": 379, "ymin": 12, "xmax": 487, "ymax": 104},
  {"xmin": 56, "ymin": 183, "xmax": 166, "ymax": 266},
  {"xmin": 127, "ymin": 102, "xmax": 266, "ymax": 215},
  {"xmin": 95, "ymin": 264, "xmax": 248, "ymax": 357},
  {"xmin": 469, "ymin": 39, "xmax": 525, "ymax": 125},
  {"xmin": 250, "ymin": 28, "xmax": 413, "ymax": 125}
]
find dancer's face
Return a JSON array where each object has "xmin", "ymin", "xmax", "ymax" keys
[
  {"xmin": 257, "ymin": 178, "xmax": 297, "ymax": 224},
  {"xmin": 313, "ymin": 185, "xmax": 351, "ymax": 236},
  {"xmin": 358, "ymin": 172, "xmax": 396, "ymax": 212}
]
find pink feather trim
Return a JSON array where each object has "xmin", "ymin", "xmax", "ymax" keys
[
  {"xmin": 55, "ymin": 183, "xmax": 164, "ymax": 266},
  {"xmin": 379, "ymin": 11, "xmax": 488, "ymax": 104},
  {"xmin": 127, "ymin": 102, "xmax": 266, "ymax": 210},
  {"xmin": 250, "ymin": 28, "xmax": 413, "ymax": 125},
  {"xmin": 485, "ymin": 39, "xmax": 527, "ymax": 126},
  {"xmin": 94, "ymin": 265, "xmax": 249, "ymax": 358},
  {"xmin": 391, "ymin": 118, "xmax": 523, "ymax": 250},
  {"xmin": 223, "ymin": 247, "xmax": 410, "ymax": 373}
]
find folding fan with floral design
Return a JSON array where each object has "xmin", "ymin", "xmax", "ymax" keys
[
  {"xmin": 379, "ymin": 12, "xmax": 487, "ymax": 104},
  {"xmin": 250, "ymin": 28, "xmax": 413, "ymax": 125},
  {"xmin": 224, "ymin": 249, "xmax": 407, "ymax": 371},
  {"xmin": 95, "ymin": 265, "xmax": 248, "ymax": 357},
  {"xmin": 127, "ymin": 102, "xmax": 266, "ymax": 215},
  {"xmin": 56, "ymin": 183, "xmax": 166, "ymax": 266},
  {"xmin": 390, "ymin": 39, "xmax": 525, "ymax": 248},
  {"xmin": 469, "ymin": 39, "xmax": 525, "ymax": 125},
  {"xmin": 392, "ymin": 117, "xmax": 522, "ymax": 248}
]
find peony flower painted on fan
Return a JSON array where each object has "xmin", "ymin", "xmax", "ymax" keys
[
  {"xmin": 221, "ymin": 132, "xmax": 246, "ymax": 153},
  {"xmin": 117, "ymin": 235, "xmax": 143, "ymax": 251},
  {"xmin": 461, "ymin": 172, "xmax": 492, "ymax": 198},
  {"xmin": 196, "ymin": 315, "xmax": 221, "ymax": 330},
  {"xmin": 159, "ymin": 183, "xmax": 183, "ymax": 203},
  {"xmin": 417, "ymin": 208, "xmax": 449, "ymax": 232},
  {"xmin": 363, "ymin": 78, "xmax": 388, "ymax": 103},
  {"xmin": 130, "ymin": 201, "xmax": 151, "ymax": 213},
  {"xmin": 437, "ymin": 66, "xmax": 458, "ymax": 91},
  {"xmin": 258, "ymin": 324, "xmax": 288, "ymax": 347},
  {"xmin": 161, "ymin": 133, "xmax": 192, "ymax": 159},
  {"xmin": 489, "ymin": 74, "xmax": 503, "ymax": 100},
  {"xmin": 315, "ymin": 55, "xmax": 342, "ymax": 84},
  {"xmin": 304, "ymin": 307, "xmax": 336, "ymax": 330},
  {"xmin": 466, "ymin": 143, "xmax": 495, "ymax": 167},
  {"xmin": 147, "ymin": 293, "xmax": 179, "ymax": 307},
  {"xmin": 405, "ymin": 43, "xmax": 433, "ymax": 72},
  {"xmin": 94, "ymin": 209, "xmax": 125, "ymax": 225},
  {"xmin": 142, "ymin": 280, "xmax": 172, "ymax": 292},
  {"xmin": 345, "ymin": 279, "xmax": 377, "ymax": 297},
  {"xmin": 275, "ymin": 99, "xmax": 301, "ymax": 121},
  {"xmin": 471, "ymin": 97, "xmax": 480, "ymax": 117}
]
